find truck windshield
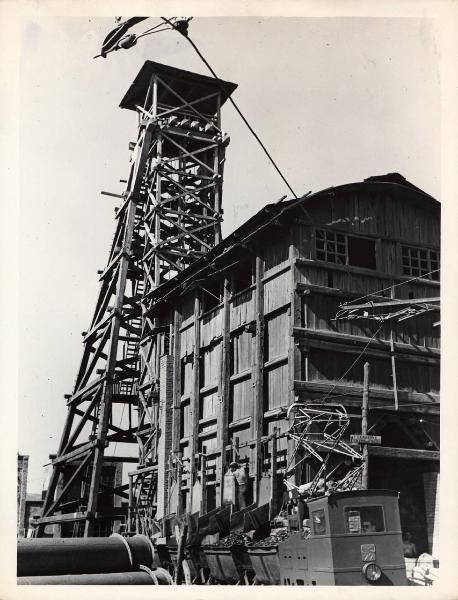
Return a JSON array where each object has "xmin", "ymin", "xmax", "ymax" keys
[{"xmin": 344, "ymin": 506, "xmax": 385, "ymax": 533}]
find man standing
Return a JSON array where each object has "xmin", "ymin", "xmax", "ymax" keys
[{"xmin": 229, "ymin": 461, "xmax": 248, "ymax": 509}]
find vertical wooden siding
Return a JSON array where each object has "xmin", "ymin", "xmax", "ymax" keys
[
  {"xmin": 265, "ymin": 310, "xmax": 289, "ymax": 361},
  {"xmin": 264, "ymin": 269, "xmax": 290, "ymax": 313},
  {"xmin": 201, "ymin": 307, "xmax": 222, "ymax": 347},
  {"xmin": 230, "ymin": 287, "xmax": 254, "ymax": 328}
]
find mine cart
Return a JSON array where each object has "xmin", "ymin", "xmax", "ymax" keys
[
  {"xmin": 247, "ymin": 545, "xmax": 281, "ymax": 584},
  {"xmin": 203, "ymin": 544, "xmax": 254, "ymax": 584},
  {"xmin": 278, "ymin": 490, "xmax": 407, "ymax": 586}
]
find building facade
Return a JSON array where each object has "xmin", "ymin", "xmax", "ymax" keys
[
  {"xmin": 17, "ymin": 454, "xmax": 29, "ymax": 537},
  {"xmin": 142, "ymin": 173, "xmax": 439, "ymax": 555}
]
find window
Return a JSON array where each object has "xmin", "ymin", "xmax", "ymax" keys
[
  {"xmin": 315, "ymin": 228, "xmax": 376, "ymax": 270},
  {"xmin": 348, "ymin": 236, "xmax": 376, "ymax": 269},
  {"xmin": 311, "ymin": 509, "xmax": 327, "ymax": 535},
  {"xmin": 201, "ymin": 279, "xmax": 221, "ymax": 312},
  {"xmin": 232, "ymin": 260, "xmax": 253, "ymax": 293},
  {"xmin": 315, "ymin": 229, "xmax": 346, "ymax": 264},
  {"xmin": 344, "ymin": 505, "xmax": 385, "ymax": 534},
  {"xmin": 401, "ymin": 245, "xmax": 440, "ymax": 281}
]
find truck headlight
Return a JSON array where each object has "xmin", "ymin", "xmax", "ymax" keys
[{"xmin": 362, "ymin": 562, "xmax": 382, "ymax": 582}]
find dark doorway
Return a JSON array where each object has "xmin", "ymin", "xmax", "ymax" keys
[{"xmin": 369, "ymin": 457, "xmax": 429, "ymax": 555}]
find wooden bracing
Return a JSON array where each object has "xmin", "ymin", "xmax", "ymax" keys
[
  {"xmin": 37, "ymin": 124, "xmax": 149, "ymax": 536},
  {"xmin": 131, "ymin": 68, "xmax": 233, "ymax": 524},
  {"xmin": 38, "ymin": 62, "xmax": 234, "ymax": 536}
]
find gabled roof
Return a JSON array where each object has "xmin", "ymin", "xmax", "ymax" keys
[{"xmin": 151, "ymin": 174, "xmax": 439, "ymax": 303}]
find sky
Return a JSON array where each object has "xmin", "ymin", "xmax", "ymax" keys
[{"xmin": 17, "ymin": 15, "xmax": 443, "ymax": 493}]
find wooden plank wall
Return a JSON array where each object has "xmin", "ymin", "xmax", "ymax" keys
[
  {"xmin": 149, "ymin": 186, "xmax": 440, "ymax": 514},
  {"xmin": 157, "ymin": 239, "xmax": 296, "ymax": 513}
]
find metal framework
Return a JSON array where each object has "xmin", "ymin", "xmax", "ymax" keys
[
  {"xmin": 335, "ymin": 296, "xmax": 440, "ymax": 323},
  {"xmin": 38, "ymin": 62, "xmax": 236, "ymax": 537},
  {"xmin": 285, "ymin": 403, "xmax": 363, "ymax": 497}
]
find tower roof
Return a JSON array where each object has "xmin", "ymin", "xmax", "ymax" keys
[{"xmin": 120, "ymin": 60, "xmax": 238, "ymax": 114}]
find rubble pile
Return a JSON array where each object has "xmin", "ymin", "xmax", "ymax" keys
[
  {"xmin": 209, "ymin": 527, "xmax": 290, "ymax": 548},
  {"xmin": 252, "ymin": 527, "xmax": 289, "ymax": 547},
  {"xmin": 217, "ymin": 532, "xmax": 252, "ymax": 547}
]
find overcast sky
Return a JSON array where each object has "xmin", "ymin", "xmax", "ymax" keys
[{"xmin": 18, "ymin": 15, "xmax": 442, "ymax": 493}]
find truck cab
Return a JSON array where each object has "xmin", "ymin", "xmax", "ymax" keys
[{"xmin": 278, "ymin": 490, "xmax": 407, "ymax": 586}]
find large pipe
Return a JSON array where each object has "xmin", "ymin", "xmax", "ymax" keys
[
  {"xmin": 17, "ymin": 534, "xmax": 154, "ymax": 577},
  {"xmin": 18, "ymin": 567, "xmax": 172, "ymax": 585}
]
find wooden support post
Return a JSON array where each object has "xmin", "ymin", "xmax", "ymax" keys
[
  {"xmin": 128, "ymin": 474, "xmax": 134, "ymax": 534},
  {"xmin": 287, "ymin": 238, "xmax": 302, "ymax": 489},
  {"xmin": 214, "ymin": 93, "xmax": 222, "ymax": 245},
  {"xmin": 200, "ymin": 453, "xmax": 207, "ymax": 515},
  {"xmin": 218, "ymin": 275, "xmax": 231, "ymax": 506},
  {"xmin": 289, "ymin": 238, "xmax": 302, "ymax": 401},
  {"xmin": 172, "ymin": 306, "xmax": 182, "ymax": 515},
  {"xmin": 154, "ymin": 134, "xmax": 162, "ymax": 288},
  {"xmin": 152, "ymin": 75, "xmax": 158, "ymax": 117},
  {"xmin": 174, "ymin": 522, "xmax": 189, "ymax": 585},
  {"xmin": 189, "ymin": 292, "xmax": 201, "ymax": 509},
  {"xmin": 253, "ymin": 253, "xmax": 265, "ymax": 503},
  {"xmin": 390, "ymin": 285, "xmax": 399, "ymax": 411},
  {"xmin": 233, "ymin": 436, "xmax": 240, "ymax": 463},
  {"xmin": 270, "ymin": 428, "xmax": 278, "ymax": 520},
  {"xmin": 361, "ymin": 361, "xmax": 370, "ymax": 490},
  {"xmin": 176, "ymin": 452, "xmax": 183, "ymax": 516}
]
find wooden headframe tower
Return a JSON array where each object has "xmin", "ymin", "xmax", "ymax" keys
[{"xmin": 37, "ymin": 62, "xmax": 237, "ymax": 537}]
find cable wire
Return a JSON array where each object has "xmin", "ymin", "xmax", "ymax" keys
[
  {"xmin": 340, "ymin": 269, "xmax": 440, "ymax": 308},
  {"xmin": 160, "ymin": 17, "xmax": 298, "ymax": 199}
]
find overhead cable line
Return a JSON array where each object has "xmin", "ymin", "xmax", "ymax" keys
[
  {"xmin": 160, "ymin": 17, "xmax": 299, "ymax": 199},
  {"xmin": 318, "ymin": 324, "xmax": 384, "ymax": 405},
  {"xmin": 340, "ymin": 268, "xmax": 440, "ymax": 308},
  {"xmin": 284, "ymin": 323, "xmax": 384, "ymax": 475}
]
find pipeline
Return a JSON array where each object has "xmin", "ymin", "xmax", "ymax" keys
[
  {"xmin": 18, "ymin": 567, "xmax": 173, "ymax": 585},
  {"xmin": 17, "ymin": 534, "xmax": 154, "ymax": 577}
]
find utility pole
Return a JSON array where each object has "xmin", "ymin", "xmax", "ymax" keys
[{"xmin": 361, "ymin": 362, "xmax": 370, "ymax": 489}]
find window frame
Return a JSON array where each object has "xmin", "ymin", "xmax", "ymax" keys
[
  {"xmin": 344, "ymin": 504, "xmax": 386, "ymax": 534},
  {"xmin": 314, "ymin": 228, "xmax": 377, "ymax": 271},
  {"xmin": 401, "ymin": 244, "xmax": 440, "ymax": 281}
]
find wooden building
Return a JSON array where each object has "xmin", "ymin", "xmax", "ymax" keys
[{"xmin": 144, "ymin": 172, "xmax": 439, "ymax": 555}]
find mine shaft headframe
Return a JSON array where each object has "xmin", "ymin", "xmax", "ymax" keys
[{"xmin": 120, "ymin": 61, "xmax": 237, "ymax": 295}]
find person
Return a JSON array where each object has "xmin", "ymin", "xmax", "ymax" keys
[
  {"xmin": 302, "ymin": 518, "xmax": 311, "ymax": 538},
  {"xmin": 402, "ymin": 531, "xmax": 417, "ymax": 558},
  {"xmin": 362, "ymin": 520, "xmax": 376, "ymax": 532},
  {"xmin": 229, "ymin": 461, "xmax": 248, "ymax": 509}
]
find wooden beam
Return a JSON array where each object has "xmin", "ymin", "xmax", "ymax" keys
[
  {"xmin": 218, "ymin": 275, "xmax": 231, "ymax": 507},
  {"xmin": 52, "ymin": 441, "xmax": 96, "ymax": 465},
  {"xmin": 38, "ymin": 512, "xmax": 88, "ymax": 525},
  {"xmin": 295, "ymin": 257, "xmax": 440, "ymax": 289},
  {"xmin": 287, "ymin": 234, "xmax": 302, "ymax": 490},
  {"xmin": 253, "ymin": 254, "xmax": 265, "ymax": 503},
  {"xmin": 293, "ymin": 381, "xmax": 439, "ymax": 414},
  {"xmin": 293, "ymin": 326, "xmax": 440, "ymax": 362},
  {"xmin": 189, "ymin": 292, "xmax": 201, "ymax": 509},
  {"xmin": 368, "ymin": 446, "xmax": 439, "ymax": 461},
  {"xmin": 43, "ymin": 452, "xmax": 92, "ymax": 517},
  {"xmin": 172, "ymin": 305, "xmax": 182, "ymax": 514}
]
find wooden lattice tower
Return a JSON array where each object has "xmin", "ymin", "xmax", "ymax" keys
[{"xmin": 37, "ymin": 62, "xmax": 236, "ymax": 537}]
